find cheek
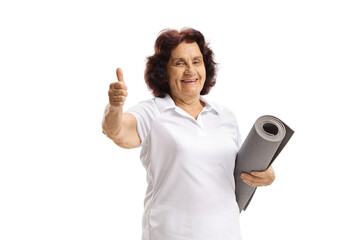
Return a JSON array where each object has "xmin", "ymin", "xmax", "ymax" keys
[
  {"xmin": 168, "ymin": 72, "xmax": 180, "ymax": 87},
  {"xmin": 170, "ymin": 69, "xmax": 182, "ymax": 81},
  {"xmin": 198, "ymin": 66, "xmax": 206, "ymax": 79},
  {"xmin": 166, "ymin": 69, "xmax": 174, "ymax": 83}
]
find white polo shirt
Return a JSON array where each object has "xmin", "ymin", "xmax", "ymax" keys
[{"xmin": 127, "ymin": 94, "xmax": 243, "ymax": 240}]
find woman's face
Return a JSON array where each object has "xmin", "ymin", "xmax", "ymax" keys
[{"xmin": 166, "ymin": 42, "xmax": 206, "ymax": 100}]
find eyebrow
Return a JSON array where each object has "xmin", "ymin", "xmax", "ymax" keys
[{"xmin": 171, "ymin": 56, "xmax": 203, "ymax": 62}]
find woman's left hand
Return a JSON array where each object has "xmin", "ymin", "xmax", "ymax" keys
[{"xmin": 240, "ymin": 165, "xmax": 275, "ymax": 187}]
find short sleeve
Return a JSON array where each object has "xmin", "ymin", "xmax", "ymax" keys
[
  {"xmin": 220, "ymin": 105, "xmax": 242, "ymax": 151},
  {"xmin": 229, "ymin": 112, "xmax": 242, "ymax": 151},
  {"xmin": 234, "ymin": 120, "xmax": 242, "ymax": 151},
  {"xmin": 125, "ymin": 98, "xmax": 158, "ymax": 146}
]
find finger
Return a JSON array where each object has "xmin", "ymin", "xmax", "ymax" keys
[
  {"xmin": 241, "ymin": 172, "xmax": 274, "ymax": 186},
  {"xmin": 110, "ymin": 82, "xmax": 121, "ymax": 89},
  {"xmin": 108, "ymin": 89, "xmax": 128, "ymax": 97},
  {"xmin": 110, "ymin": 81, "xmax": 127, "ymax": 90},
  {"xmin": 116, "ymin": 67, "xmax": 124, "ymax": 82},
  {"xmin": 113, "ymin": 90, "xmax": 128, "ymax": 96},
  {"xmin": 240, "ymin": 173, "xmax": 261, "ymax": 181},
  {"xmin": 111, "ymin": 96, "xmax": 127, "ymax": 102},
  {"xmin": 252, "ymin": 166, "xmax": 275, "ymax": 178},
  {"xmin": 241, "ymin": 175, "xmax": 269, "ymax": 187},
  {"xmin": 244, "ymin": 179, "xmax": 269, "ymax": 187},
  {"xmin": 241, "ymin": 178, "xmax": 260, "ymax": 187},
  {"xmin": 240, "ymin": 174, "xmax": 260, "ymax": 187},
  {"xmin": 251, "ymin": 165, "xmax": 274, "ymax": 177},
  {"xmin": 109, "ymin": 96, "xmax": 126, "ymax": 107},
  {"xmin": 250, "ymin": 171, "xmax": 267, "ymax": 178}
]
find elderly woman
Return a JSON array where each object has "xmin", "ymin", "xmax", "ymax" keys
[{"xmin": 102, "ymin": 28, "xmax": 275, "ymax": 240}]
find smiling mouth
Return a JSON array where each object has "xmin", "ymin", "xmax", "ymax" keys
[{"xmin": 181, "ymin": 79, "xmax": 198, "ymax": 83}]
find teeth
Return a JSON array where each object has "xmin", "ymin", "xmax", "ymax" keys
[{"xmin": 182, "ymin": 79, "xmax": 196, "ymax": 82}]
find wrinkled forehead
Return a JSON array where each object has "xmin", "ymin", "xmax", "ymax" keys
[{"xmin": 169, "ymin": 42, "xmax": 203, "ymax": 60}]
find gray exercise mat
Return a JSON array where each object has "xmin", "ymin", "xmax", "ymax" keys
[{"xmin": 234, "ymin": 115, "xmax": 294, "ymax": 213}]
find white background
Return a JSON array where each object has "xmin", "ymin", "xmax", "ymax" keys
[{"xmin": 1, "ymin": 0, "xmax": 359, "ymax": 239}]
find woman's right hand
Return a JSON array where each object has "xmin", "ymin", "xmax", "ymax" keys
[
  {"xmin": 108, "ymin": 67, "xmax": 128, "ymax": 107},
  {"xmin": 103, "ymin": 67, "xmax": 140, "ymax": 149}
]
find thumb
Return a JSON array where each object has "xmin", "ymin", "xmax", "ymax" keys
[{"xmin": 116, "ymin": 67, "xmax": 124, "ymax": 82}]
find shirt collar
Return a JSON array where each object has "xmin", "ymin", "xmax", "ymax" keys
[{"xmin": 155, "ymin": 94, "xmax": 219, "ymax": 115}]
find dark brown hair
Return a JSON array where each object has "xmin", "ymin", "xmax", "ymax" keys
[{"xmin": 145, "ymin": 28, "xmax": 217, "ymax": 97}]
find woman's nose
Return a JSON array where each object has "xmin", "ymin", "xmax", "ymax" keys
[{"xmin": 184, "ymin": 64, "xmax": 195, "ymax": 75}]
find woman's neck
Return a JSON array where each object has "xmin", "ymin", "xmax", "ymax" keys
[{"xmin": 170, "ymin": 94, "xmax": 205, "ymax": 120}]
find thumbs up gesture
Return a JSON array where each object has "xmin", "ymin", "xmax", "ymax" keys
[{"xmin": 108, "ymin": 68, "xmax": 128, "ymax": 107}]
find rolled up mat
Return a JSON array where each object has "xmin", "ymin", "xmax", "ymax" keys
[{"xmin": 234, "ymin": 115, "xmax": 294, "ymax": 213}]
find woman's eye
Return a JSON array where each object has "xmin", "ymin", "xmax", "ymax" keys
[
  {"xmin": 175, "ymin": 62, "xmax": 184, "ymax": 66},
  {"xmin": 193, "ymin": 61, "xmax": 200, "ymax": 64}
]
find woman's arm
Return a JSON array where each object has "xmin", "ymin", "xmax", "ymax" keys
[{"xmin": 102, "ymin": 68, "xmax": 141, "ymax": 149}]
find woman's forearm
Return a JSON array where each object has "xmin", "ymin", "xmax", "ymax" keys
[{"xmin": 102, "ymin": 104, "xmax": 124, "ymax": 142}]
